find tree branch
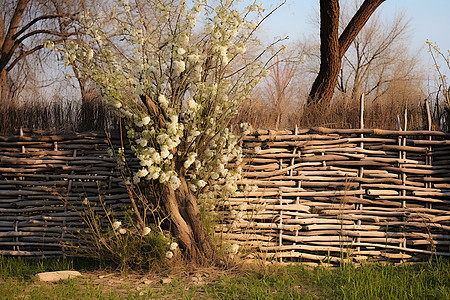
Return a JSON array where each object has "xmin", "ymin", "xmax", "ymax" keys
[
  {"xmin": 12, "ymin": 14, "xmax": 72, "ymax": 40},
  {"xmin": 5, "ymin": 38, "xmax": 65, "ymax": 72},
  {"xmin": 0, "ymin": 0, "xmax": 31, "ymax": 70},
  {"xmin": 6, "ymin": 30, "xmax": 79, "ymax": 61},
  {"xmin": 338, "ymin": 0, "xmax": 386, "ymax": 58}
]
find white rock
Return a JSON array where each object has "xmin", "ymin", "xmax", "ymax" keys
[
  {"xmin": 160, "ymin": 277, "xmax": 172, "ymax": 284},
  {"xmin": 36, "ymin": 271, "xmax": 82, "ymax": 282}
]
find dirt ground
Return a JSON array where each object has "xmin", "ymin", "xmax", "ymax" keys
[{"xmin": 23, "ymin": 262, "xmax": 251, "ymax": 299}]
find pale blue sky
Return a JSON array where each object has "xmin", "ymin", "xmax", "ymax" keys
[{"xmin": 258, "ymin": 0, "xmax": 450, "ymax": 56}]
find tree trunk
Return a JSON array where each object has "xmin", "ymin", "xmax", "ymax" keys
[
  {"xmin": 0, "ymin": 68, "xmax": 12, "ymax": 105},
  {"xmin": 162, "ymin": 173, "xmax": 215, "ymax": 264},
  {"xmin": 308, "ymin": 0, "xmax": 341, "ymax": 104},
  {"xmin": 0, "ymin": 69, "xmax": 8, "ymax": 101},
  {"xmin": 308, "ymin": 0, "xmax": 386, "ymax": 105}
]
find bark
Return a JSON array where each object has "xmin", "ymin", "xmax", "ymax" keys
[
  {"xmin": 338, "ymin": 0, "xmax": 386, "ymax": 58},
  {"xmin": 162, "ymin": 173, "xmax": 215, "ymax": 264},
  {"xmin": 308, "ymin": 0, "xmax": 341, "ymax": 105},
  {"xmin": 0, "ymin": 0, "xmax": 31, "ymax": 72},
  {"xmin": 1, "ymin": 0, "xmax": 29, "ymax": 104},
  {"xmin": 0, "ymin": 68, "xmax": 10, "ymax": 103},
  {"xmin": 308, "ymin": 0, "xmax": 386, "ymax": 105}
]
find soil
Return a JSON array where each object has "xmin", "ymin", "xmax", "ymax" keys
[{"xmin": 28, "ymin": 262, "xmax": 245, "ymax": 298}]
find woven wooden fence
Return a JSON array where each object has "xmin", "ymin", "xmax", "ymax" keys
[
  {"xmin": 216, "ymin": 127, "xmax": 450, "ymax": 265},
  {"xmin": 0, "ymin": 129, "xmax": 134, "ymax": 257},
  {"xmin": 1, "ymin": 126, "xmax": 450, "ymax": 264}
]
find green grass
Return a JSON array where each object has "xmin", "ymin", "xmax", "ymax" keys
[
  {"xmin": 321, "ymin": 260, "xmax": 450, "ymax": 300},
  {"xmin": 0, "ymin": 256, "xmax": 449, "ymax": 299},
  {"xmin": 0, "ymin": 256, "xmax": 101, "ymax": 279}
]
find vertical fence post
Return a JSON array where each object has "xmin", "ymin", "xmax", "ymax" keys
[
  {"xmin": 17, "ymin": 128, "xmax": 25, "ymax": 251},
  {"xmin": 425, "ymin": 99, "xmax": 435, "ymax": 253},
  {"xmin": 290, "ymin": 125, "xmax": 299, "ymax": 246},
  {"xmin": 357, "ymin": 94, "xmax": 365, "ymax": 254},
  {"xmin": 279, "ymin": 158, "xmax": 283, "ymax": 262},
  {"xmin": 14, "ymin": 220, "xmax": 20, "ymax": 252},
  {"xmin": 63, "ymin": 149, "xmax": 77, "ymax": 257},
  {"xmin": 402, "ymin": 109, "xmax": 408, "ymax": 251},
  {"xmin": 425, "ymin": 99, "xmax": 433, "ymax": 211}
]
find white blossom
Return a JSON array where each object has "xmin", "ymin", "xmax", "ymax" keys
[
  {"xmin": 151, "ymin": 152, "xmax": 161, "ymax": 164},
  {"xmin": 173, "ymin": 60, "xmax": 185, "ymax": 76},
  {"xmin": 189, "ymin": 183, "xmax": 197, "ymax": 192},
  {"xmin": 112, "ymin": 221, "xmax": 122, "ymax": 230},
  {"xmin": 187, "ymin": 98, "xmax": 198, "ymax": 111},
  {"xmin": 166, "ymin": 251, "xmax": 174, "ymax": 259},
  {"xmin": 142, "ymin": 116, "xmax": 151, "ymax": 125},
  {"xmin": 113, "ymin": 101, "xmax": 122, "ymax": 108},
  {"xmin": 160, "ymin": 145, "xmax": 170, "ymax": 159},
  {"xmin": 147, "ymin": 165, "xmax": 161, "ymax": 180},
  {"xmin": 169, "ymin": 175, "xmax": 181, "ymax": 190},
  {"xmin": 188, "ymin": 17, "xmax": 196, "ymax": 28},
  {"xmin": 87, "ymin": 48, "xmax": 94, "ymax": 60},
  {"xmin": 159, "ymin": 172, "xmax": 170, "ymax": 184},
  {"xmin": 157, "ymin": 133, "xmax": 168, "ymax": 145},
  {"xmin": 142, "ymin": 227, "xmax": 151, "ymax": 236},
  {"xmin": 197, "ymin": 180, "xmax": 207, "ymax": 188},
  {"xmin": 158, "ymin": 94, "xmax": 169, "ymax": 107},
  {"xmin": 188, "ymin": 54, "xmax": 200, "ymax": 64},
  {"xmin": 136, "ymin": 168, "xmax": 149, "ymax": 178},
  {"xmin": 119, "ymin": 228, "xmax": 127, "ymax": 235},
  {"xmin": 169, "ymin": 242, "xmax": 178, "ymax": 251},
  {"xmin": 184, "ymin": 152, "xmax": 197, "ymax": 168},
  {"xmin": 136, "ymin": 137, "xmax": 147, "ymax": 147}
]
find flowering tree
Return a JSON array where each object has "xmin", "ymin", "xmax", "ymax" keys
[{"xmin": 53, "ymin": 0, "xmax": 273, "ymax": 262}]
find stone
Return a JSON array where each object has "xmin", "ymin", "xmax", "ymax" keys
[
  {"xmin": 36, "ymin": 271, "xmax": 82, "ymax": 282},
  {"xmin": 160, "ymin": 277, "xmax": 172, "ymax": 284}
]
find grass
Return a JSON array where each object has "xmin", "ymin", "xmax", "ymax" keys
[
  {"xmin": 0, "ymin": 256, "xmax": 449, "ymax": 299},
  {"xmin": 0, "ymin": 256, "xmax": 101, "ymax": 280},
  {"xmin": 312, "ymin": 261, "xmax": 450, "ymax": 300}
]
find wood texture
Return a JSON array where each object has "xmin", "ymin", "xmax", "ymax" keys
[
  {"xmin": 217, "ymin": 127, "xmax": 450, "ymax": 264},
  {"xmin": 1, "ymin": 127, "xmax": 450, "ymax": 264}
]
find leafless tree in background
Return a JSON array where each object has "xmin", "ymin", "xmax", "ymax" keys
[
  {"xmin": 263, "ymin": 57, "xmax": 297, "ymax": 129},
  {"xmin": 337, "ymin": 2, "xmax": 420, "ymax": 102},
  {"xmin": 0, "ymin": 0, "xmax": 80, "ymax": 105},
  {"xmin": 427, "ymin": 41, "xmax": 450, "ymax": 131}
]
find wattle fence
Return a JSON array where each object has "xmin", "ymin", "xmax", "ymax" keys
[
  {"xmin": 0, "ymin": 129, "xmax": 132, "ymax": 257},
  {"xmin": 218, "ymin": 127, "xmax": 450, "ymax": 265},
  {"xmin": 1, "ymin": 127, "xmax": 450, "ymax": 264}
]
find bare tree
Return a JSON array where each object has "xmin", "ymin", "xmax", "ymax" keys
[
  {"xmin": 263, "ymin": 57, "xmax": 297, "ymax": 129},
  {"xmin": 336, "ymin": 1, "xmax": 419, "ymax": 102},
  {"xmin": 308, "ymin": 0, "xmax": 385, "ymax": 105},
  {"xmin": 0, "ymin": 0, "xmax": 79, "ymax": 104}
]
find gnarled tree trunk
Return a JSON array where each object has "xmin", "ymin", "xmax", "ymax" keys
[{"xmin": 162, "ymin": 173, "xmax": 215, "ymax": 264}]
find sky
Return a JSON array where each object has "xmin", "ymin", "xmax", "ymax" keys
[{"xmin": 257, "ymin": 0, "xmax": 450, "ymax": 60}]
